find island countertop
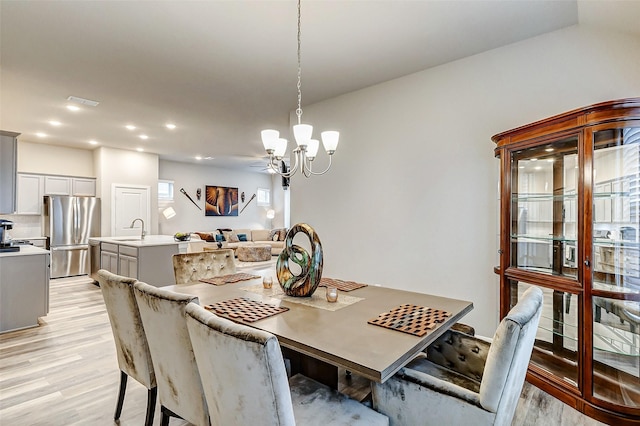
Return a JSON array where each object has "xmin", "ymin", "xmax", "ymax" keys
[{"xmin": 89, "ymin": 235, "xmax": 186, "ymax": 248}]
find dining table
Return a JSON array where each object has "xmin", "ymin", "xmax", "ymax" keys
[{"xmin": 164, "ymin": 271, "xmax": 473, "ymax": 389}]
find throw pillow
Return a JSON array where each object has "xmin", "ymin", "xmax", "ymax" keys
[
  {"xmin": 223, "ymin": 230, "xmax": 239, "ymax": 242},
  {"xmin": 215, "ymin": 233, "xmax": 225, "ymax": 242},
  {"xmin": 272, "ymin": 233, "xmax": 279, "ymax": 241},
  {"xmin": 278, "ymin": 229, "xmax": 288, "ymax": 241},
  {"xmin": 237, "ymin": 233, "xmax": 247, "ymax": 242},
  {"xmin": 194, "ymin": 232, "xmax": 210, "ymax": 241}
]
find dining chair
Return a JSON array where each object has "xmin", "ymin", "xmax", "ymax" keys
[
  {"xmin": 184, "ymin": 302, "xmax": 389, "ymax": 426},
  {"xmin": 97, "ymin": 269, "xmax": 157, "ymax": 426},
  {"xmin": 371, "ymin": 286, "xmax": 543, "ymax": 426},
  {"xmin": 172, "ymin": 249, "xmax": 235, "ymax": 284},
  {"xmin": 132, "ymin": 281, "xmax": 209, "ymax": 426}
]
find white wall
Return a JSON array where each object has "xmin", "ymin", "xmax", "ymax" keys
[
  {"xmin": 17, "ymin": 140, "xmax": 95, "ymax": 177},
  {"xmin": 158, "ymin": 160, "xmax": 274, "ymax": 234},
  {"xmin": 290, "ymin": 25, "xmax": 640, "ymax": 336},
  {"xmin": 94, "ymin": 146, "xmax": 159, "ymax": 236}
]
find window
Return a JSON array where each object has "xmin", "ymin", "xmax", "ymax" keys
[
  {"xmin": 158, "ymin": 180, "xmax": 174, "ymax": 200},
  {"xmin": 257, "ymin": 188, "xmax": 270, "ymax": 206}
]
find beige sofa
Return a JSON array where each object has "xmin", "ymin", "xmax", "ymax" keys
[{"xmin": 189, "ymin": 228, "xmax": 286, "ymax": 256}]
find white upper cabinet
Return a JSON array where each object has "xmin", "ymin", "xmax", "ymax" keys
[
  {"xmin": 72, "ymin": 178, "xmax": 96, "ymax": 196},
  {"xmin": 44, "ymin": 176, "xmax": 71, "ymax": 195},
  {"xmin": 16, "ymin": 174, "xmax": 44, "ymax": 215},
  {"xmin": 16, "ymin": 173, "xmax": 97, "ymax": 215}
]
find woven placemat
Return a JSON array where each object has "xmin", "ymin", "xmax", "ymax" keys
[
  {"xmin": 199, "ymin": 273, "xmax": 260, "ymax": 286},
  {"xmin": 368, "ymin": 304, "xmax": 451, "ymax": 337},
  {"xmin": 319, "ymin": 277, "xmax": 367, "ymax": 292},
  {"xmin": 205, "ymin": 297, "xmax": 288, "ymax": 323}
]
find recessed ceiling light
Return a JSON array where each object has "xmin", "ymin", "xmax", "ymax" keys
[
  {"xmin": 204, "ymin": 156, "xmax": 214, "ymax": 160},
  {"xmin": 534, "ymin": 166, "xmax": 542, "ymax": 170},
  {"xmin": 49, "ymin": 120, "xmax": 61, "ymax": 126},
  {"xmin": 126, "ymin": 125, "xmax": 136, "ymax": 130},
  {"xmin": 66, "ymin": 105, "xmax": 80, "ymax": 111},
  {"xmin": 530, "ymin": 158, "xmax": 537, "ymax": 162},
  {"xmin": 518, "ymin": 166, "xmax": 525, "ymax": 169},
  {"xmin": 544, "ymin": 148, "xmax": 554, "ymax": 152},
  {"xmin": 89, "ymin": 140, "xmax": 98, "ymax": 145},
  {"xmin": 136, "ymin": 148, "xmax": 144, "ymax": 152},
  {"xmin": 36, "ymin": 132, "xmax": 47, "ymax": 138},
  {"xmin": 195, "ymin": 156, "xmax": 202, "ymax": 160},
  {"xmin": 547, "ymin": 159, "xmax": 554, "ymax": 162},
  {"xmin": 139, "ymin": 134, "xmax": 149, "ymax": 140},
  {"xmin": 166, "ymin": 123, "xmax": 176, "ymax": 130}
]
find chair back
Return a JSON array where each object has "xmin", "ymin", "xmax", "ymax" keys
[
  {"xmin": 479, "ymin": 286, "xmax": 543, "ymax": 425},
  {"xmin": 97, "ymin": 269, "xmax": 155, "ymax": 389},
  {"xmin": 185, "ymin": 303, "xmax": 296, "ymax": 426},
  {"xmin": 172, "ymin": 249, "xmax": 236, "ymax": 284},
  {"xmin": 133, "ymin": 281, "xmax": 209, "ymax": 426}
]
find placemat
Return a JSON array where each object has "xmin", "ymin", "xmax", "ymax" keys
[
  {"xmin": 199, "ymin": 273, "xmax": 260, "ymax": 286},
  {"xmin": 241, "ymin": 284, "xmax": 364, "ymax": 312},
  {"xmin": 367, "ymin": 304, "xmax": 451, "ymax": 337},
  {"xmin": 205, "ymin": 297, "xmax": 288, "ymax": 323},
  {"xmin": 319, "ymin": 277, "xmax": 367, "ymax": 292}
]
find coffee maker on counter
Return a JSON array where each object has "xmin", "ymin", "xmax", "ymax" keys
[{"xmin": 0, "ymin": 219, "xmax": 19, "ymax": 252}]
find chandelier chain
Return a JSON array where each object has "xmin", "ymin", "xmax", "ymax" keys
[{"xmin": 296, "ymin": 0, "xmax": 302, "ymax": 124}]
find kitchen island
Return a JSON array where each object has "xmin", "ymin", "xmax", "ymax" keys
[
  {"xmin": 0, "ymin": 245, "xmax": 50, "ymax": 333},
  {"xmin": 89, "ymin": 235, "xmax": 188, "ymax": 286}
]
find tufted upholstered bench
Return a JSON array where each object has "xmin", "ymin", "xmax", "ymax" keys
[{"xmin": 172, "ymin": 249, "xmax": 236, "ymax": 284}]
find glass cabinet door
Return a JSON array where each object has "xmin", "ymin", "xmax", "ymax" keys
[
  {"xmin": 510, "ymin": 136, "xmax": 579, "ymax": 279},
  {"xmin": 590, "ymin": 127, "xmax": 640, "ymax": 409}
]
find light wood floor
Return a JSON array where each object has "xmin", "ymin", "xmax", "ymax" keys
[{"xmin": 0, "ymin": 276, "xmax": 603, "ymax": 425}]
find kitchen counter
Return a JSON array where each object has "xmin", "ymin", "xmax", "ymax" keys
[
  {"xmin": 0, "ymin": 245, "xmax": 49, "ymax": 257},
  {"xmin": 89, "ymin": 235, "xmax": 184, "ymax": 247},
  {"xmin": 0, "ymin": 245, "xmax": 50, "ymax": 333}
]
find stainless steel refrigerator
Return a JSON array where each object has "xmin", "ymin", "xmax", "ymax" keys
[{"xmin": 44, "ymin": 196, "xmax": 100, "ymax": 278}]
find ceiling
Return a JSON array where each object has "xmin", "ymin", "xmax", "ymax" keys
[{"xmin": 0, "ymin": 1, "xmax": 637, "ymax": 171}]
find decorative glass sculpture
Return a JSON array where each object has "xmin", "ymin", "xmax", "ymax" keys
[{"xmin": 276, "ymin": 223, "xmax": 323, "ymax": 297}]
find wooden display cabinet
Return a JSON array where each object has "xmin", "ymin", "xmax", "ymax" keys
[{"xmin": 493, "ymin": 99, "xmax": 640, "ymax": 424}]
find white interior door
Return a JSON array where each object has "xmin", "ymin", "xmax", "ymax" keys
[{"xmin": 112, "ymin": 184, "xmax": 150, "ymax": 237}]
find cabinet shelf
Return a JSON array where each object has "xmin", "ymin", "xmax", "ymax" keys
[
  {"xmin": 512, "ymin": 193, "xmax": 577, "ymax": 202},
  {"xmin": 510, "ymin": 234, "xmax": 577, "ymax": 243}
]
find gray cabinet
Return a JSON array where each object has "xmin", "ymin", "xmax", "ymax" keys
[
  {"xmin": 100, "ymin": 243, "xmax": 119, "ymax": 274},
  {"xmin": 96, "ymin": 239, "xmax": 180, "ymax": 285},
  {"xmin": 0, "ymin": 248, "xmax": 50, "ymax": 333},
  {"xmin": 117, "ymin": 245, "xmax": 138, "ymax": 279},
  {"xmin": 0, "ymin": 131, "xmax": 19, "ymax": 214}
]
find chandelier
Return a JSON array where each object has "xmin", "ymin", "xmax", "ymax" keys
[{"xmin": 261, "ymin": 0, "xmax": 339, "ymax": 178}]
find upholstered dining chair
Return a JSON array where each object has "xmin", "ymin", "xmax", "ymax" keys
[
  {"xmin": 172, "ymin": 249, "xmax": 235, "ymax": 284},
  {"xmin": 97, "ymin": 269, "xmax": 157, "ymax": 426},
  {"xmin": 371, "ymin": 286, "xmax": 543, "ymax": 426},
  {"xmin": 184, "ymin": 302, "xmax": 389, "ymax": 426},
  {"xmin": 133, "ymin": 281, "xmax": 209, "ymax": 426}
]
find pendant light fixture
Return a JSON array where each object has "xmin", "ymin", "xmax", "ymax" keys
[{"xmin": 261, "ymin": 0, "xmax": 339, "ymax": 178}]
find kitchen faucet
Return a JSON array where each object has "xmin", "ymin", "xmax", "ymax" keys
[{"xmin": 130, "ymin": 218, "xmax": 146, "ymax": 240}]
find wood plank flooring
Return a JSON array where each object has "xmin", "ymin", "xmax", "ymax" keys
[{"xmin": 0, "ymin": 276, "xmax": 603, "ymax": 425}]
